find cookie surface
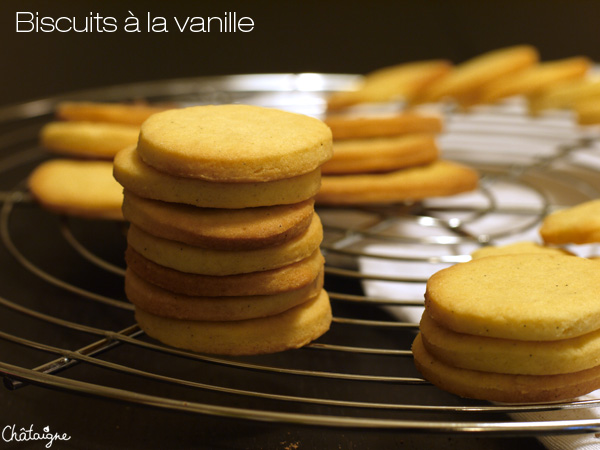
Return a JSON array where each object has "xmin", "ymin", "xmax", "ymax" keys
[
  {"xmin": 56, "ymin": 101, "xmax": 172, "ymax": 126},
  {"xmin": 127, "ymin": 213, "xmax": 323, "ymax": 275},
  {"xmin": 324, "ymin": 112, "xmax": 443, "ymax": 140},
  {"xmin": 125, "ymin": 267, "xmax": 323, "ymax": 321},
  {"xmin": 420, "ymin": 311, "xmax": 600, "ymax": 375},
  {"xmin": 125, "ymin": 247, "xmax": 324, "ymax": 297},
  {"xmin": 29, "ymin": 159, "xmax": 123, "ymax": 220},
  {"xmin": 412, "ymin": 333, "xmax": 600, "ymax": 403},
  {"xmin": 40, "ymin": 121, "xmax": 139, "ymax": 159},
  {"xmin": 425, "ymin": 254, "xmax": 600, "ymax": 341},
  {"xmin": 540, "ymin": 200, "xmax": 600, "ymax": 245},
  {"xmin": 316, "ymin": 160, "xmax": 478, "ymax": 205},
  {"xmin": 136, "ymin": 104, "xmax": 333, "ymax": 182},
  {"xmin": 135, "ymin": 288, "xmax": 332, "ymax": 355},
  {"xmin": 113, "ymin": 146, "xmax": 322, "ymax": 209},
  {"xmin": 321, "ymin": 134, "xmax": 439, "ymax": 174},
  {"xmin": 122, "ymin": 191, "xmax": 315, "ymax": 250}
]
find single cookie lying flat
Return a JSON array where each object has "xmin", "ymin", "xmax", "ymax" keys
[
  {"xmin": 135, "ymin": 288, "xmax": 332, "ymax": 355},
  {"xmin": 56, "ymin": 101, "xmax": 172, "ymax": 126},
  {"xmin": 540, "ymin": 199, "xmax": 600, "ymax": 244},
  {"xmin": 136, "ymin": 104, "xmax": 333, "ymax": 182},
  {"xmin": 29, "ymin": 159, "xmax": 123, "ymax": 220}
]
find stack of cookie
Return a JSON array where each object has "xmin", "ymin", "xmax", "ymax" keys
[
  {"xmin": 315, "ymin": 112, "xmax": 479, "ymax": 205},
  {"xmin": 113, "ymin": 104, "xmax": 334, "ymax": 355},
  {"xmin": 413, "ymin": 253, "xmax": 600, "ymax": 403}
]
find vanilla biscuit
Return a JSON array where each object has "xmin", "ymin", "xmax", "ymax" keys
[
  {"xmin": 425, "ymin": 254, "xmax": 600, "ymax": 341},
  {"xmin": 125, "ymin": 267, "xmax": 324, "ymax": 321},
  {"xmin": 125, "ymin": 247, "xmax": 324, "ymax": 297},
  {"xmin": 575, "ymin": 99, "xmax": 600, "ymax": 125},
  {"xmin": 113, "ymin": 146, "xmax": 322, "ymax": 209},
  {"xmin": 56, "ymin": 101, "xmax": 172, "ymax": 126},
  {"xmin": 420, "ymin": 311, "xmax": 600, "ymax": 376},
  {"xmin": 321, "ymin": 134, "xmax": 439, "ymax": 174},
  {"xmin": 412, "ymin": 333, "xmax": 600, "ymax": 403},
  {"xmin": 136, "ymin": 105, "xmax": 333, "ymax": 182},
  {"xmin": 29, "ymin": 159, "xmax": 123, "ymax": 220},
  {"xmin": 122, "ymin": 191, "xmax": 315, "ymax": 250},
  {"xmin": 324, "ymin": 112, "xmax": 443, "ymax": 140},
  {"xmin": 40, "ymin": 121, "xmax": 139, "ymax": 159},
  {"xmin": 135, "ymin": 289, "xmax": 332, "ymax": 355},
  {"xmin": 528, "ymin": 78, "xmax": 600, "ymax": 114},
  {"xmin": 470, "ymin": 241, "xmax": 573, "ymax": 259},
  {"xmin": 540, "ymin": 199, "xmax": 600, "ymax": 244},
  {"xmin": 127, "ymin": 214, "xmax": 323, "ymax": 276},
  {"xmin": 316, "ymin": 160, "xmax": 478, "ymax": 205}
]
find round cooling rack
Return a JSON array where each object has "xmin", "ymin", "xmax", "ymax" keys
[{"xmin": 2, "ymin": 73, "xmax": 600, "ymax": 438}]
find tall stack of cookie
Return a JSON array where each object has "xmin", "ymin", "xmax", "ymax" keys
[{"xmin": 113, "ymin": 104, "xmax": 333, "ymax": 355}]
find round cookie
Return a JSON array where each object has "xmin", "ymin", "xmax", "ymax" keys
[
  {"xmin": 135, "ymin": 289, "xmax": 332, "ymax": 355},
  {"xmin": 40, "ymin": 121, "xmax": 140, "ymax": 159},
  {"xmin": 540, "ymin": 199, "xmax": 600, "ymax": 245},
  {"xmin": 412, "ymin": 333, "xmax": 600, "ymax": 403},
  {"xmin": 28, "ymin": 159, "xmax": 123, "ymax": 220},
  {"xmin": 56, "ymin": 101, "xmax": 172, "ymax": 126},
  {"xmin": 113, "ymin": 146, "xmax": 322, "ymax": 209},
  {"xmin": 315, "ymin": 160, "xmax": 478, "ymax": 205},
  {"xmin": 136, "ymin": 104, "xmax": 333, "ymax": 182},
  {"xmin": 419, "ymin": 311, "xmax": 600, "ymax": 375},
  {"xmin": 470, "ymin": 241, "xmax": 573, "ymax": 260},
  {"xmin": 321, "ymin": 134, "xmax": 439, "ymax": 175},
  {"xmin": 125, "ymin": 247, "xmax": 324, "ymax": 297},
  {"xmin": 126, "ymin": 214, "xmax": 323, "ymax": 276},
  {"xmin": 323, "ymin": 112, "xmax": 443, "ymax": 140},
  {"xmin": 125, "ymin": 267, "xmax": 324, "ymax": 321},
  {"xmin": 425, "ymin": 254, "xmax": 600, "ymax": 341},
  {"xmin": 122, "ymin": 191, "xmax": 315, "ymax": 250}
]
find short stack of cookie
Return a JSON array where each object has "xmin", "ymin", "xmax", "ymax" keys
[
  {"xmin": 113, "ymin": 104, "xmax": 334, "ymax": 355},
  {"xmin": 413, "ymin": 253, "xmax": 600, "ymax": 403}
]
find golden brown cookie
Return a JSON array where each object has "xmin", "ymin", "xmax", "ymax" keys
[
  {"xmin": 326, "ymin": 59, "xmax": 452, "ymax": 110},
  {"xmin": 528, "ymin": 77, "xmax": 600, "ymax": 114},
  {"xmin": 574, "ymin": 98, "xmax": 600, "ymax": 125},
  {"xmin": 56, "ymin": 101, "xmax": 173, "ymax": 126},
  {"xmin": 126, "ymin": 213, "xmax": 323, "ymax": 275},
  {"xmin": 540, "ymin": 199, "xmax": 600, "ymax": 245},
  {"xmin": 470, "ymin": 241, "xmax": 573, "ymax": 259},
  {"xmin": 125, "ymin": 247, "xmax": 324, "ymax": 297},
  {"xmin": 121, "ymin": 191, "xmax": 315, "ymax": 250},
  {"xmin": 412, "ymin": 333, "xmax": 600, "ymax": 403},
  {"xmin": 135, "ymin": 288, "xmax": 332, "ymax": 355},
  {"xmin": 113, "ymin": 146, "xmax": 322, "ymax": 209},
  {"xmin": 321, "ymin": 134, "xmax": 439, "ymax": 175},
  {"xmin": 28, "ymin": 159, "xmax": 123, "ymax": 220},
  {"xmin": 125, "ymin": 267, "xmax": 324, "ymax": 321},
  {"xmin": 136, "ymin": 105, "xmax": 333, "ymax": 182},
  {"xmin": 324, "ymin": 112, "xmax": 443, "ymax": 140},
  {"xmin": 40, "ymin": 121, "xmax": 139, "ymax": 159},
  {"xmin": 425, "ymin": 254, "xmax": 600, "ymax": 341},
  {"xmin": 316, "ymin": 160, "xmax": 478, "ymax": 205}
]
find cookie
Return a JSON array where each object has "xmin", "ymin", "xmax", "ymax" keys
[
  {"xmin": 40, "ymin": 121, "xmax": 140, "ymax": 159},
  {"xmin": 125, "ymin": 267, "xmax": 324, "ymax": 321},
  {"xmin": 470, "ymin": 241, "xmax": 573, "ymax": 259},
  {"xmin": 125, "ymin": 247, "xmax": 324, "ymax": 297},
  {"xmin": 321, "ymin": 134, "xmax": 439, "ymax": 175},
  {"xmin": 315, "ymin": 160, "xmax": 478, "ymax": 205},
  {"xmin": 113, "ymin": 146, "xmax": 322, "ymax": 209},
  {"xmin": 412, "ymin": 333, "xmax": 600, "ymax": 403},
  {"xmin": 425, "ymin": 254, "xmax": 600, "ymax": 341},
  {"xmin": 56, "ymin": 101, "xmax": 173, "ymax": 126},
  {"xmin": 323, "ymin": 112, "xmax": 443, "ymax": 140},
  {"xmin": 122, "ymin": 191, "xmax": 315, "ymax": 250},
  {"xmin": 136, "ymin": 105, "xmax": 333, "ymax": 182},
  {"xmin": 326, "ymin": 59, "xmax": 452, "ymax": 110},
  {"xmin": 135, "ymin": 288, "xmax": 332, "ymax": 355},
  {"xmin": 419, "ymin": 311, "xmax": 600, "ymax": 376},
  {"xmin": 477, "ymin": 56, "xmax": 591, "ymax": 105},
  {"xmin": 540, "ymin": 199, "xmax": 600, "ymax": 244},
  {"xmin": 126, "ymin": 213, "xmax": 323, "ymax": 276},
  {"xmin": 415, "ymin": 45, "xmax": 539, "ymax": 104},
  {"xmin": 528, "ymin": 77, "xmax": 600, "ymax": 114},
  {"xmin": 574, "ymin": 98, "xmax": 600, "ymax": 125},
  {"xmin": 28, "ymin": 159, "xmax": 123, "ymax": 220}
]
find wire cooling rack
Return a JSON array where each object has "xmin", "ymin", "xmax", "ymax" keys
[{"xmin": 2, "ymin": 74, "xmax": 600, "ymax": 437}]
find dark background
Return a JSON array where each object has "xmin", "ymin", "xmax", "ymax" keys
[{"xmin": 2, "ymin": 0, "xmax": 600, "ymax": 106}]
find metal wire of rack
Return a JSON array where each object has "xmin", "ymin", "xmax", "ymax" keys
[{"xmin": 2, "ymin": 74, "xmax": 600, "ymax": 438}]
